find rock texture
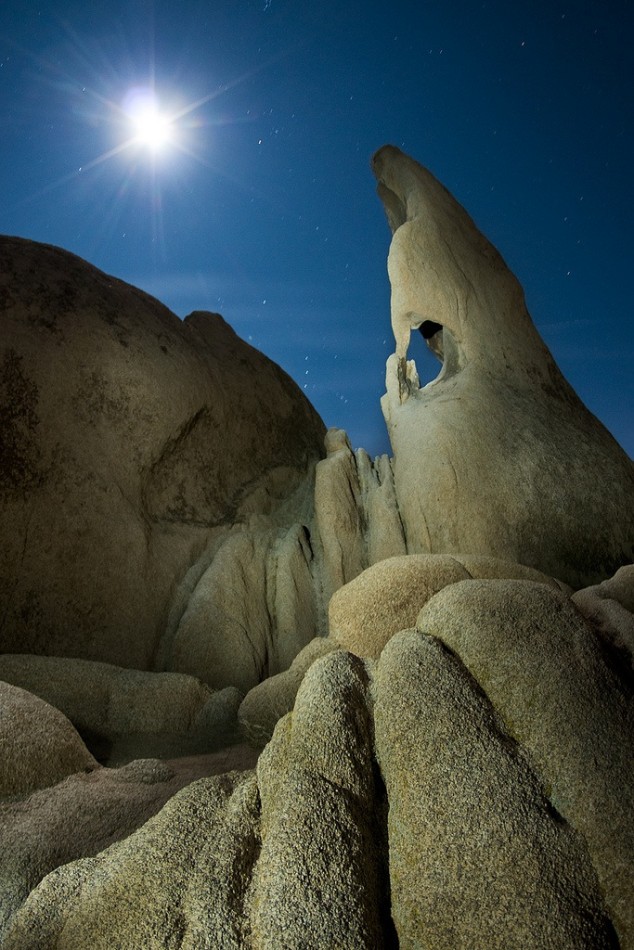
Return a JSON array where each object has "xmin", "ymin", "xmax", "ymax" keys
[
  {"xmin": 161, "ymin": 519, "xmax": 320, "ymax": 692},
  {"xmin": 374, "ymin": 631, "xmax": 616, "ymax": 949},
  {"xmin": 0, "ymin": 654, "xmax": 241, "ymax": 763},
  {"xmin": 238, "ymin": 635, "xmax": 340, "ymax": 747},
  {"xmin": 5, "ymin": 638, "xmax": 625, "ymax": 947},
  {"xmin": 3, "ymin": 770, "xmax": 262, "ymax": 949},
  {"xmin": 372, "ymin": 145, "xmax": 634, "ymax": 588},
  {"xmin": 329, "ymin": 553, "xmax": 564, "ymax": 659},
  {"xmin": 572, "ymin": 564, "xmax": 634, "ymax": 666},
  {"xmin": 251, "ymin": 652, "xmax": 385, "ymax": 947},
  {"xmin": 0, "ymin": 751, "xmax": 260, "ymax": 940},
  {"xmin": 2, "ymin": 151, "xmax": 634, "ymax": 949},
  {"xmin": 0, "ymin": 236, "xmax": 326, "ymax": 670},
  {"xmin": 417, "ymin": 579, "xmax": 634, "ymax": 945},
  {"xmin": 0, "ymin": 682, "xmax": 97, "ymax": 798}
]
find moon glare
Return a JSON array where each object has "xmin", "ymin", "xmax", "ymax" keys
[{"xmin": 123, "ymin": 88, "xmax": 173, "ymax": 152}]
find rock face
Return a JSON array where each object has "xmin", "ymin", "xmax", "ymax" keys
[
  {"xmin": 238, "ymin": 635, "xmax": 340, "ymax": 747},
  {"xmin": 372, "ymin": 145, "xmax": 634, "ymax": 588},
  {"xmin": 2, "ymin": 151, "xmax": 634, "ymax": 949},
  {"xmin": 0, "ymin": 654, "xmax": 242, "ymax": 763},
  {"xmin": 5, "ymin": 637, "xmax": 624, "ymax": 947},
  {"xmin": 0, "ymin": 752, "xmax": 259, "ymax": 939},
  {"xmin": 572, "ymin": 564, "xmax": 634, "ymax": 664},
  {"xmin": 374, "ymin": 631, "xmax": 616, "ymax": 949},
  {"xmin": 328, "ymin": 552, "xmax": 565, "ymax": 659},
  {"xmin": 417, "ymin": 579, "xmax": 634, "ymax": 943},
  {"xmin": 0, "ymin": 236, "xmax": 326, "ymax": 669},
  {"xmin": 3, "ymin": 770, "xmax": 262, "ymax": 949},
  {"xmin": 0, "ymin": 682, "xmax": 97, "ymax": 798}
]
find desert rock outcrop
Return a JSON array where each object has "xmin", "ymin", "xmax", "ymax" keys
[
  {"xmin": 417, "ymin": 579, "xmax": 634, "ymax": 944},
  {"xmin": 2, "ymin": 146, "xmax": 634, "ymax": 948},
  {"xmin": 5, "ymin": 638, "xmax": 624, "ymax": 947},
  {"xmin": 0, "ymin": 751, "xmax": 259, "ymax": 939},
  {"xmin": 372, "ymin": 145, "xmax": 634, "ymax": 588},
  {"xmin": 0, "ymin": 236, "xmax": 326, "ymax": 671},
  {"xmin": 572, "ymin": 564, "xmax": 634, "ymax": 665},
  {"xmin": 238, "ymin": 635, "xmax": 340, "ymax": 747},
  {"xmin": 328, "ymin": 552, "xmax": 564, "ymax": 659},
  {"xmin": 374, "ymin": 630, "xmax": 616, "ymax": 948},
  {"xmin": 0, "ymin": 654, "xmax": 241, "ymax": 763},
  {"xmin": 0, "ymin": 682, "xmax": 97, "ymax": 799}
]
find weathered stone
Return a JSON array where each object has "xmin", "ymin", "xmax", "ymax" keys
[
  {"xmin": 328, "ymin": 552, "xmax": 562, "ymax": 659},
  {"xmin": 573, "ymin": 565, "xmax": 634, "ymax": 665},
  {"xmin": 4, "ymin": 653, "xmax": 385, "ymax": 948},
  {"xmin": 313, "ymin": 428, "xmax": 366, "ymax": 606},
  {"xmin": 3, "ymin": 771, "xmax": 260, "ymax": 949},
  {"xmin": 0, "ymin": 755, "xmax": 245, "ymax": 940},
  {"xmin": 372, "ymin": 145, "xmax": 634, "ymax": 588},
  {"xmin": 355, "ymin": 448, "xmax": 406, "ymax": 565},
  {"xmin": 374, "ymin": 630, "xmax": 617, "ymax": 949},
  {"xmin": 164, "ymin": 526, "xmax": 275, "ymax": 692},
  {"xmin": 0, "ymin": 682, "xmax": 97, "ymax": 799},
  {"xmin": 251, "ymin": 650, "xmax": 386, "ymax": 947},
  {"xmin": 0, "ymin": 654, "xmax": 241, "ymax": 763},
  {"xmin": 0, "ymin": 236, "xmax": 325, "ymax": 670},
  {"xmin": 267, "ymin": 522, "xmax": 320, "ymax": 672},
  {"xmin": 417, "ymin": 579, "xmax": 634, "ymax": 946},
  {"xmin": 329, "ymin": 554, "xmax": 469, "ymax": 658},
  {"xmin": 238, "ymin": 636, "xmax": 340, "ymax": 747}
]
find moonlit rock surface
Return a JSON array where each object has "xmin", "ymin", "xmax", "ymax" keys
[
  {"xmin": 372, "ymin": 145, "xmax": 634, "ymax": 588},
  {"xmin": 0, "ymin": 682, "xmax": 97, "ymax": 799},
  {"xmin": 6, "ymin": 640, "xmax": 622, "ymax": 948},
  {"xmin": 417, "ymin": 579, "xmax": 634, "ymax": 944},
  {"xmin": 0, "ymin": 236, "xmax": 325, "ymax": 669}
]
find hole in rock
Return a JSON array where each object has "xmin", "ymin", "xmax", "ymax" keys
[{"xmin": 406, "ymin": 323, "xmax": 443, "ymax": 385}]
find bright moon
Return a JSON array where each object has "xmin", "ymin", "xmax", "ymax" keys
[
  {"xmin": 123, "ymin": 88, "xmax": 174, "ymax": 152},
  {"xmin": 134, "ymin": 108, "xmax": 170, "ymax": 149}
]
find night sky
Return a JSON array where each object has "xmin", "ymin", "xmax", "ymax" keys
[{"xmin": 2, "ymin": 0, "xmax": 632, "ymax": 459}]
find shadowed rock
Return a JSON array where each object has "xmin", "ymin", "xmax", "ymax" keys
[
  {"xmin": 0, "ymin": 682, "xmax": 97, "ymax": 799},
  {"xmin": 374, "ymin": 630, "xmax": 617, "ymax": 949},
  {"xmin": 0, "ymin": 236, "xmax": 325, "ymax": 671},
  {"xmin": 0, "ymin": 655, "xmax": 242, "ymax": 764},
  {"xmin": 238, "ymin": 635, "xmax": 340, "ymax": 748},
  {"xmin": 572, "ymin": 564, "xmax": 634, "ymax": 666},
  {"xmin": 417, "ymin": 579, "xmax": 634, "ymax": 944},
  {"xmin": 0, "ymin": 752, "xmax": 258, "ymax": 939},
  {"xmin": 372, "ymin": 145, "xmax": 634, "ymax": 588},
  {"xmin": 5, "ymin": 642, "xmax": 623, "ymax": 948}
]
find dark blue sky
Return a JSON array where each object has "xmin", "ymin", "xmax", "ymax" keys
[{"xmin": 2, "ymin": 0, "xmax": 632, "ymax": 458}]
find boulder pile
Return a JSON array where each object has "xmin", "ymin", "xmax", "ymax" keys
[{"xmin": 1, "ymin": 148, "xmax": 633, "ymax": 947}]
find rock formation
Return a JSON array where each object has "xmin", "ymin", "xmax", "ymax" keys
[
  {"xmin": 1, "ymin": 148, "xmax": 634, "ymax": 947},
  {"xmin": 4, "ymin": 638, "xmax": 627, "ymax": 947},
  {"xmin": 372, "ymin": 144, "xmax": 634, "ymax": 588},
  {"xmin": 0, "ymin": 682, "xmax": 97, "ymax": 798},
  {"xmin": 0, "ymin": 654, "xmax": 242, "ymax": 763},
  {"xmin": 0, "ymin": 235, "xmax": 326, "ymax": 673}
]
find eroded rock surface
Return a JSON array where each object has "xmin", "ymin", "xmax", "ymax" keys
[
  {"xmin": 418, "ymin": 579, "xmax": 634, "ymax": 944},
  {"xmin": 328, "ymin": 553, "xmax": 564, "ymax": 659},
  {"xmin": 0, "ymin": 654, "xmax": 242, "ymax": 763},
  {"xmin": 0, "ymin": 236, "xmax": 326, "ymax": 670},
  {"xmin": 238, "ymin": 635, "xmax": 340, "ymax": 747},
  {"xmin": 0, "ymin": 682, "xmax": 97, "ymax": 799},
  {"xmin": 572, "ymin": 564, "xmax": 634, "ymax": 665},
  {"xmin": 2, "ymin": 152, "xmax": 634, "ymax": 949},
  {"xmin": 372, "ymin": 145, "xmax": 634, "ymax": 588},
  {"xmin": 5, "ymin": 629, "xmax": 627, "ymax": 948},
  {"xmin": 375, "ymin": 630, "xmax": 616, "ymax": 949},
  {"xmin": 0, "ymin": 746, "xmax": 259, "ymax": 939}
]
